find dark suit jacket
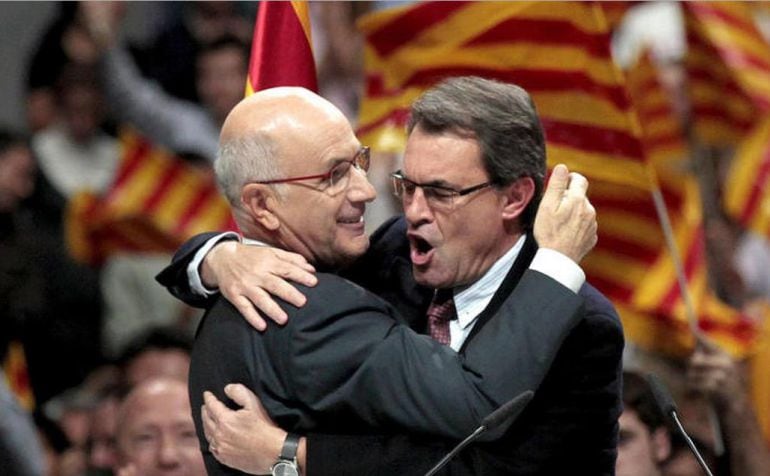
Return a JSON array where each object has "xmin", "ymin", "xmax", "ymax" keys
[
  {"xmin": 303, "ymin": 218, "xmax": 624, "ymax": 475},
  {"xmin": 158, "ymin": 217, "xmax": 623, "ymax": 475}
]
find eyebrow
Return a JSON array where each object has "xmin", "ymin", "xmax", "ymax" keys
[{"xmin": 403, "ymin": 173, "xmax": 458, "ymax": 189}]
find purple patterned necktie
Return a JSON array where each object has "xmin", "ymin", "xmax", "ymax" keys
[{"xmin": 427, "ymin": 289, "xmax": 456, "ymax": 345}]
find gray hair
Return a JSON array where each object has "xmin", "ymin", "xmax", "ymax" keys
[
  {"xmin": 214, "ymin": 133, "xmax": 285, "ymax": 207},
  {"xmin": 407, "ymin": 76, "xmax": 546, "ymax": 228}
]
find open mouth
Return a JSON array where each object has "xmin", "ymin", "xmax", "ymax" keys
[{"xmin": 409, "ymin": 235, "xmax": 435, "ymax": 266}]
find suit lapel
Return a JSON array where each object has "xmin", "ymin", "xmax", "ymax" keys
[{"xmin": 459, "ymin": 233, "xmax": 538, "ymax": 353}]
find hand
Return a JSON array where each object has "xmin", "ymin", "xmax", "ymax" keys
[
  {"xmin": 202, "ymin": 242, "xmax": 318, "ymax": 331},
  {"xmin": 534, "ymin": 164, "xmax": 597, "ymax": 263},
  {"xmin": 686, "ymin": 336, "xmax": 744, "ymax": 410},
  {"xmin": 78, "ymin": 1, "xmax": 123, "ymax": 50},
  {"xmin": 202, "ymin": 384, "xmax": 286, "ymax": 474}
]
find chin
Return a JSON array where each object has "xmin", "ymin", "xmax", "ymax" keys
[{"xmin": 412, "ymin": 267, "xmax": 448, "ymax": 289}]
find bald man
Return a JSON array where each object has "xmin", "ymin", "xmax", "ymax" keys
[
  {"xmin": 180, "ymin": 85, "xmax": 604, "ymax": 475},
  {"xmin": 114, "ymin": 378, "xmax": 205, "ymax": 476}
]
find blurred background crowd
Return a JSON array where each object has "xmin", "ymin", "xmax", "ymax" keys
[{"xmin": 0, "ymin": 2, "xmax": 769, "ymax": 475}]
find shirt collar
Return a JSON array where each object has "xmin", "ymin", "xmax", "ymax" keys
[{"xmin": 452, "ymin": 235, "xmax": 526, "ymax": 330}]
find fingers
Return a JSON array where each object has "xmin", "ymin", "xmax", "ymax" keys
[
  {"xmin": 224, "ymin": 383, "xmax": 259, "ymax": 411},
  {"xmin": 566, "ymin": 172, "xmax": 589, "ymax": 197},
  {"xmin": 231, "ymin": 296, "xmax": 268, "ymax": 331},
  {"xmin": 542, "ymin": 164, "xmax": 570, "ymax": 208},
  {"xmin": 271, "ymin": 248, "xmax": 316, "ymax": 275}
]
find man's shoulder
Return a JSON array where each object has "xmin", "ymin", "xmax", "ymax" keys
[
  {"xmin": 578, "ymin": 283, "xmax": 622, "ymax": 328},
  {"xmin": 301, "ymin": 272, "xmax": 395, "ymax": 313}
]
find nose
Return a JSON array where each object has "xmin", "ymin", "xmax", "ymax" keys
[
  {"xmin": 403, "ymin": 186, "xmax": 433, "ymax": 227},
  {"xmin": 157, "ymin": 434, "xmax": 182, "ymax": 468},
  {"xmin": 347, "ymin": 167, "xmax": 377, "ymax": 204}
]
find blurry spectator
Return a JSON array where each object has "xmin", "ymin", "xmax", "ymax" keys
[
  {"xmin": 21, "ymin": 63, "xmax": 110, "ymax": 404},
  {"xmin": 661, "ymin": 432, "xmax": 717, "ymax": 476},
  {"xmin": 34, "ymin": 409, "xmax": 86, "ymax": 476},
  {"xmin": 135, "ymin": 1, "xmax": 252, "ymax": 104},
  {"xmin": 617, "ymin": 371, "xmax": 672, "ymax": 476},
  {"xmin": 113, "ymin": 378, "xmax": 205, "ymax": 476},
  {"xmin": 25, "ymin": 2, "xmax": 125, "ymax": 132},
  {"xmin": 117, "ymin": 327, "xmax": 192, "ymax": 388},
  {"xmin": 681, "ymin": 337, "xmax": 770, "ymax": 475},
  {"xmin": 83, "ymin": 2, "xmax": 248, "ymax": 163},
  {"xmin": 0, "ymin": 130, "xmax": 39, "ymax": 367},
  {"xmin": 32, "ymin": 62, "xmax": 119, "ymax": 200},
  {"xmin": 0, "ymin": 369, "xmax": 46, "ymax": 476},
  {"xmin": 85, "ymin": 385, "xmax": 123, "ymax": 476}
]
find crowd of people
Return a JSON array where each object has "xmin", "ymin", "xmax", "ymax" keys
[{"xmin": 1, "ymin": 2, "xmax": 769, "ymax": 476}]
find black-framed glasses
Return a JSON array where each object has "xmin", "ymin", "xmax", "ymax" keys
[
  {"xmin": 254, "ymin": 146, "xmax": 370, "ymax": 190},
  {"xmin": 391, "ymin": 170, "xmax": 493, "ymax": 211}
]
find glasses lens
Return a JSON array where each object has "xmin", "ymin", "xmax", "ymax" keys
[
  {"xmin": 356, "ymin": 147, "xmax": 370, "ymax": 172},
  {"xmin": 329, "ymin": 161, "xmax": 352, "ymax": 188}
]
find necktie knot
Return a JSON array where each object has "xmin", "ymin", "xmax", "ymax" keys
[{"xmin": 427, "ymin": 289, "xmax": 455, "ymax": 345}]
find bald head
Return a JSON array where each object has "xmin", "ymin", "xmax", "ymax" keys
[
  {"xmin": 221, "ymin": 87, "xmax": 345, "ymax": 144},
  {"xmin": 215, "ymin": 87, "xmax": 354, "ymax": 206}
]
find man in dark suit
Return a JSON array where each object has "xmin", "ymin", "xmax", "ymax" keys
[{"xmin": 158, "ymin": 77, "xmax": 622, "ymax": 474}]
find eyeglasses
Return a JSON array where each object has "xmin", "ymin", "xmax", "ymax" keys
[
  {"xmin": 391, "ymin": 170, "xmax": 493, "ymax": 211},
  {"xmin": 254, "ymin": 146, "xmax": 370, "ymax": 190}
]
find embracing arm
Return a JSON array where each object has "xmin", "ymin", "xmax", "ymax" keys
[{"xmin": 279, "ymin": 271, "xmax": 583, "ymax": 440}]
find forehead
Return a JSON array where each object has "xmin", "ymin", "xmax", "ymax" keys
[
  {"xmin": 403, "ymin": 127, "xmax": 485, "ymax": 181},
  {"xmin": 280, "ymin": 111, "xmax": 360, "ymax": 173}
]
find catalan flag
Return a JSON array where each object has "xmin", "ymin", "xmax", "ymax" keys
[
  {"xmin": 625, "ymin": 49, "xmax": 688, "ymax": 168},
  {"xmin": 724, "ymin": 117, "xmax": 770, "ymax": 239},
  {"xmin": 246, "ymin": 1, "xmax": 317, "ymax": 95},
  {"xmin": 357, "ymin": 1, "xmax": 649, "ymax": 190},
  {"xmin": 67, "ymin": 130, "xmax": 237, "ymax": 266},
  {"xmin": 684, "ymin": 2, "xmax": 770, "ymax": 146},
  {"xmin": 610, "ymin": 48, "xmax": 757, "ymax": 356}
]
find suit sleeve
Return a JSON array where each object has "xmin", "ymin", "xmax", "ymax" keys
[
  {"xmin": 283, "ymin": 270, "xmax": 584, "ymax": 440},
  {"xmin": 155, "ymin": 232, "xmax": 232, "ymax": 308}
]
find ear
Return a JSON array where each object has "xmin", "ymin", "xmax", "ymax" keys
[
  {"xmin": 500, "ymin": 176, "xmax": 535, "ymax": 221},
  {"xmin": 240, "ymin": 183, "xmax": 281, "ymax": 231},
  {"xmin": 651, "ymin": 427, "xmax": 672, "ymax": 464}
]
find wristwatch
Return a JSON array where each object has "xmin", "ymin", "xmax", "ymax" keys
[{"xmin": 271, "ymin": 433, "xmax": 300, "ymax": 476}]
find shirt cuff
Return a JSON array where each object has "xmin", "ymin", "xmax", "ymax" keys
[
  {"xmin": 187, "ymin": 232, "xmax": 241, "ymax": 297},
  {"xmin": 529, "ymin": 248, "xmax": 585, "ymax": 294}
]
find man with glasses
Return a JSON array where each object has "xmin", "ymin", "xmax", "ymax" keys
[{"xmin": 159, "ymin": 77, "xmax": 621, "ymax": 475}]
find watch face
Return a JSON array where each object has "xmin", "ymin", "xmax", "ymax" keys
[{"xmin": 272, "ymin": 461, "xmax": 299, "ymax": 476}]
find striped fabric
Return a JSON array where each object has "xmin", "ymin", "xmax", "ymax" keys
[
  {"xmin": 684, "ymin": 2, "xmax": 770, "ymax": 146},
  {"xmin": 245, "ymin": 1, "xmax": 317, "ymax": 95},
  {"xmin": 67, "ymin": 130, "xmax": 237, "ymax": 265},
  {"xmin": 724, "ymin": 117, "xmax": 770, "ymax": 239},
  {"xmin": 607, "ymin": 50, "xmax": 757, "ymax": 356},
  {"xmin": 356, "ymin": 1, "xmax": 650, "ymax": 190}
]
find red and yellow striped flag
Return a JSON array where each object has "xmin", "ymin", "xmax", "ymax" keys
[
  {"xmin": 67, "ymin": 130, "xmax": 237, "ymax": 265},
  {"xmin": 684, "ymin": 2, "xmax": 770, "ymax": 146},
  {"xmin": 625, "ymin": 49, "xmax": 688, "ymax": 167},
  {"xmin": 609, "ymin": 47, "xmax": 758, "ymax": 356},
  {"xmin": 245, "ymin": 1, "xmax": 317, "ymax": 95},
  {"xmin": 358, "ymin": 1, "xmax": 649, "ymax": 189},
  {"xmin": 724, "ymin": 117, "xmax": 770, "ymax": 239}
]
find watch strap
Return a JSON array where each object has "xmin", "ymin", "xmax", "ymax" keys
[{"xmin": 279, "ymin": 433, "xmax": 300, "ymax": 461}]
